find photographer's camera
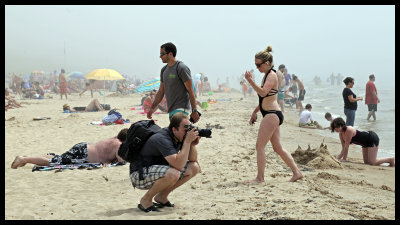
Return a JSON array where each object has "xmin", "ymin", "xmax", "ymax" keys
[{"xmin": 184, "ymin": 124, "xmax": 212, "ymax": 138}]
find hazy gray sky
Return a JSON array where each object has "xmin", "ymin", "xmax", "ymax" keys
[{"xmin": 5, "ymin": 5, "xmax": 395, "ymax": 89}]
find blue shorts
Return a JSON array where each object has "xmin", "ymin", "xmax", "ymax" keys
[
  {"xmin": 277, "ymin": 88, "xmax": 285, "ymax": 100},
  {"xmin": 278, "ymin": 92, "xmax": 285, "ymax": 100},
  {"xmin": 298, "ymin": 89, "xmax": 306, "ymax": 101},
  {"xmin": 169, "ymin": 108, "xmax": 190, "ymax": 119}
]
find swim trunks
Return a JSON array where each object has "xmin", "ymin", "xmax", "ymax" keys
[
  {"xmin": 367, "ymin": 104, "xmax": 377, "ymax": 112},
  {"xmin": 169, "ymin": 108, "xmax": 190, "ymax": 118},
  {"xmin": 298, "ymin": 89, "xmax": 306, "ymax": 101},
  {"xmin": 49, "ymin": 142, "xmax": 89, "ymax": 166},
  {"xmin": 59, "ymin": 82, "xmax": 68, "ymax": 94},
  {"xmin": 277, "ymin": 87, "xmax": 285, "ymax": 100}
]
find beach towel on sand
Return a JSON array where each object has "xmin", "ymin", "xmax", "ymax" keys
[
  {"xmin": 32, "ymin": 161, "xmax": 126, "ymax": 172},
  {"xmin": 89, "ymin": 120, "xmax": 131, "ymax": 125}
]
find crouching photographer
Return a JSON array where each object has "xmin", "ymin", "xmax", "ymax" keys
[{"xmin": 130, "ymin": 113, "xmax": 202, "ymax": 213}]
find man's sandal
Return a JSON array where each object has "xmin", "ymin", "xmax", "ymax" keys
[
  {"xmin": 153, "ymin": 201, "xmax": 175, "ymax": 208},
  {"xmin": 138, "ymin": 204, "xmax": 160, "ymax": 213}
]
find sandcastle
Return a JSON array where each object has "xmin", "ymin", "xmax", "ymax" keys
[{"xmin": 291, "ymin": 142, "xmax": 343, "ymax": 169}]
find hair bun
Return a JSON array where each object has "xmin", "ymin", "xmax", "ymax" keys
[{"xmin": 266, "ymin": 46, "xmax": 273, "ymax": 53}]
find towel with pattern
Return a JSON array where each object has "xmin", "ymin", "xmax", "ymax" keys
[{"xmin": 32, "ymin": 161, "xmax": 126, "ymax": 172}]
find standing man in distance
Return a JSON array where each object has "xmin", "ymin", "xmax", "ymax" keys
[
  {"xmin": 365, "ymin": 74, "xmax": 380, "ymax": 121},
  {"xmin": 59, "ymin": 69, "xmax": 68, "ymax": 100},
  {"xmin": 276, "ymin": 64, "xmax": 286, "ymax": 113},
  {"xmin": 292, "ymin": 75, "xmax": 305, "ymax": 115},
  {"xmin": 283, "ymin": 68, "xmax": 291, "ymax": 91},
  {"xmin": 147, "ymin": 42, "xmax": 200, "ymax": 123}
]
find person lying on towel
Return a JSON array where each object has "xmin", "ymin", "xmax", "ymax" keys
[{"xmin": 11, "ymin": 128, "xmax": 128, "ymax": 169}]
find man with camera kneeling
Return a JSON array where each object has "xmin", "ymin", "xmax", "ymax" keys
[{"xmin": 130, "ymin": 113, "xmax": 201, "ymax": 212}]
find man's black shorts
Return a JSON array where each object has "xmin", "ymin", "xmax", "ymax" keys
[{"xmin": 368, "ymin": 104, "xmax": 377, "ymax": 112}]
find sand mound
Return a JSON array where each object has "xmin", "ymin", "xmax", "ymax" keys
[{"xmin": 291, "ymin": 143, "xmax": 343, "ymax": 169}]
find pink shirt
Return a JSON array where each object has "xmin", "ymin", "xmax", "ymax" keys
[{"xmin": 365, "ymin": 81, "xmax": 378, "ymax": 104}]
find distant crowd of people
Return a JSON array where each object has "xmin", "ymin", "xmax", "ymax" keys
[
  {"xmin": 327, "ymin": 73, "xmax": 344, "ymax": 86},
  {"xmin": 5, "ymin": 70, "xmax": 149, "ymax": 102}
]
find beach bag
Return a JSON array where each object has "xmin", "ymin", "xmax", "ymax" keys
[
  {"xmin": 102, "ymin": 114, "xmax": 120, "ymax": 123},
  {"xmin": 118, "ymin": 120, "xmax": 161, "ymax": 163},
  {"xmin": 102, "ymin": 109, "xmax": 123, "ymax": 123},
  {"xmin": 107, "ymin": 109, "xmax": 121, "ymax": 116}
]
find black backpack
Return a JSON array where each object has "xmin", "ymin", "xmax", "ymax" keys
[{"xmin": 118, "ymin": 120, "xmax": 161, "ymax": 163}]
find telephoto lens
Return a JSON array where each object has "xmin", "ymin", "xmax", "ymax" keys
[{"xmin": 198, "ymin": 128, "xmax": 212, "ymax": 138}]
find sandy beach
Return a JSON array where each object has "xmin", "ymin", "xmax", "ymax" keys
[{"xmin": 5, "ymin": 91, "xmax": 395, "ymax": 220}]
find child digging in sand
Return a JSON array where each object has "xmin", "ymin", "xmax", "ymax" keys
[{"xmin": 298, "ymin": 104, "xmax": 323, "ymax": 129}]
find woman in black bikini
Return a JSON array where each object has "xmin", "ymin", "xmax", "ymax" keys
[
  {"xmin": 331, "ymin": 117, "xmax": 394, "ymax": 166},
  {"xmin": 244, "ymin": 46, "xmax": 303, "ymax": 183}
]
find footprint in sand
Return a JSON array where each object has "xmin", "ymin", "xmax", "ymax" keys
[
  {"xmin": 316, "ymin": 172, "xmax": 340, "ymax": 180},
  {"xmin": 6, "ymin": 117, "xmax": 15, "ymax": 121},
  {"xmin": 270, "ymin": 173, "xmax": 291, "ymax": 178},
  {"xmin": 380, "ymin": 185, "xmax": 393, "ymax": 191},
  {"xmin": 349, "ymin": 180, "xmax": 373, "ymax": 187}
]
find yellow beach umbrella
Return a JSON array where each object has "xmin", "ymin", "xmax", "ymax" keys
[
  {"xmin": 85, "ymin": 68, "xmax": 125, "ymax": 104},
  {"xmin": 85, "ymin": 68, "xmax": 125, "ymax": 80}
]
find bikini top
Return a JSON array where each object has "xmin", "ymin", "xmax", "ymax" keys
[{"xmin": 259, "ymin": 68, "xmax": 278, "ymax": 98}]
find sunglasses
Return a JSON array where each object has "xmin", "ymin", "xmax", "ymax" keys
[
  {"xmin": 160, "ymin": 52, "xmax": 168, "ymax": 56},
  {"xmin": 255, "ymin": 62, "xmax": 265, "ymax": 68}
]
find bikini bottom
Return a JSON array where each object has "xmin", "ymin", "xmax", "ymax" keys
[{"xmin": 261, "ymin": 110, "xmax": 284, "ymax": 126}]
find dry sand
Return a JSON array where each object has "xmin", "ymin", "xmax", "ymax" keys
[{"xmin": 5, "ymin": 91, "xmax": 395, "ymax": 220}]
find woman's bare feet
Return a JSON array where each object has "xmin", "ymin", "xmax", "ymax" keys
[
  {"xmin": 289, "ymin": 172, "xmax": 304, "ymax": 182},
  {"xmin": 245, "ymin": 178, "xmax": 264, "ymax": 184},
  {"xmin": 11, "ymin": 156, "xmax": 27, "ymax": 169}
]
